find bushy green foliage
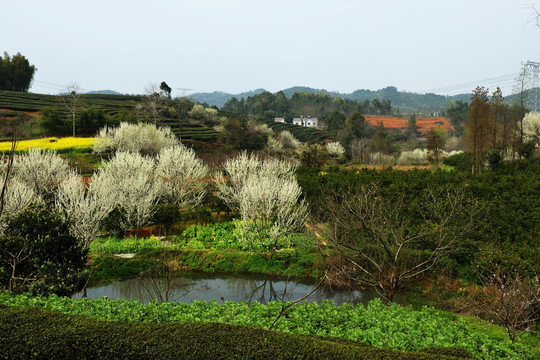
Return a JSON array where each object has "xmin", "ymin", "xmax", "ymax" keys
[
  {"xmin": 89, "ymin": 255, "xmax": 157, "ymax": 283},
  {"xmin": 0, "ymin": 293, "xmax": 531, "ymax": 359},
  {"xmin": 297, "ymin": 166, "xmax": 540, "ymax": 280},
  {"xmin": 0, "ymin": 203, "xmax": 87, "ymax": 296},
  {"xmin": 0, "ymin": 52, "xmax": 36, "ymax": 92},
  {"xmin": 0, "ymin": 304, "xmax": 475, "ymax": 360},
  {"xmin": 442, "ymin": 151, "xmax": 473, "ymax": 172},
  {"xmin": 89, "ymin": 246, "xmax": 320, "ymax": 281},
  {"xmin": 177, "ymin": 222, "xmax": 310, "ymax": 253},
  {"xmin": 38, "ymin": 106, "xmax": 69, "ymax": 135},
  {"xmin": 178, "ymin": 222, "xmax": 244, "ymax": 250},
  {"xmin": 89, "ymin": 236, "xmax": 174, "ymax": 254}
]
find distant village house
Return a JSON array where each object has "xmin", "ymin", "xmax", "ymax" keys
[{"xmin": 292, "ymin": 115, "xmax": 318, "ymax": 128}]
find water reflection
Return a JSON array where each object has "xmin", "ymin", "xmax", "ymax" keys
[{"xmin": 73, "ymin": 273, "xmax": 408, "ymax": 305}]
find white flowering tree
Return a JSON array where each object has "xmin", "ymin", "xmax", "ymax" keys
[
  {"xmin": 12, "ymin": 148, "xmax": 73, "ymax": 202},
  {"xmin": 0, "ymin": 180, "xmax": 37, "ymax": 234},
  {"xmin": 215, "ymin": 152, "xmax": 307, "ymax": 259},
  {"xmin": 522, "ymin": 111, "xmax": 540, "ymax": 143},
  {"xmin": 267, "ymin": 131, "xmax": 300, "ymax": 152},
  {"xmin": 55, "ymin": 172, "xmax": 117, "ymax": 248},
  {"xmin": 326, "ymin": 142, "xmax": 345, "ymax": 157},
  {"xmin": 98, "ymin": 151, "xmax": 161, "ymax": 234},
  {"xmin": 94, "ymin": 122, "xmax": 178, "ymax": 157},
  {"xmin": 155, "ymin": 144, "xmax": 208, "ymax": 207}
]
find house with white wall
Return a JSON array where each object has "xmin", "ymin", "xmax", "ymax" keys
[{"xmin": 292, "ymin": 115, "xmax": 318, "ymax": 127}]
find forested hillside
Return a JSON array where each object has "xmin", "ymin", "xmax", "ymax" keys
[{"xmin": 190, "ymin": 86, "xmax": 472, "ymax": 111}]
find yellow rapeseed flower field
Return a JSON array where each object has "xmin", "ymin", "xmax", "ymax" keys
[{"xmin": 0, "ymin": 137, "xmax": 95, "ymax": 153}]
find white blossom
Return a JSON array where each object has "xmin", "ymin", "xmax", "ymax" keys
[
  {"xmin": 98, "ymin": 151, "xmax": 161, "ymax": 232},
  {"xmin": 94, "ymin": 122, "xmax": 178, "ymax": 156},
  {"xmin": 12, "ymin": 148, "xmax": 74, "ymax": 201},
  {"xmin": 155, "ymin": 144, "xmax": 208, "ymax": 207},
  {"xmin": 326, "ymin": 142, "xmax": 346, "ymax": 157},
  {"xmin": 215, "ymin": 152, "xmax": 307, "ymax": 257},
  {"xmin": 55, "ymin": 172, "xmax": 117, "ymax": 248},
  {"xmin": 523, "ymin": 111, "xmax": 540, "ymax": 142}
]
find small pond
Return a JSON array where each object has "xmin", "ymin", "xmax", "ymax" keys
[{"xmin": 73, "ymin": 272, "xmax": 409, "ymax": 306}]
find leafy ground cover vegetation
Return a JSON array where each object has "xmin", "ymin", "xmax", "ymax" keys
[
  {"xmin": 87, "ymin": 226, "xmax": 321, "ymax": 284},
  {"xmin": 175, "ymin": 221, "xmax": 312, "ymax": 252},
  {"xmin": 89, "ymin": 236, "xmax": 173, "ymax": 254},
  {"xmin": 0, "ymin": 304, "xmax": 475, "ymax": 360},
  {"xmin": 0, "ymin": 292, "xmax": 531, "ymax": 359}
]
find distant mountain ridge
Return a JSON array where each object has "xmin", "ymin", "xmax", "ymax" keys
[
  {"xmin": 188, "ymin": 89, "xmax": 266, "ymax": 108},
  {"xmin": 57, "ymin": 89, "xmax": 124, "ymax": 96},
  {"xmin": 85, "ymin": 90, "xmax": 123, "ymax": 95},
  {"xmin": 189, "ymin": 86, "xmax": 472, "ymax": 111}
]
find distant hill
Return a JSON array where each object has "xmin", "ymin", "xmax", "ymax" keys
[
  {"xmin": 188, "ymin": 86, "xmax": 472, "ymax": 111},
  {"xmin": 57, "ymin": 89, "xmax": 124, "ymax": 96},
  {"xmin": 86, "ymin": 89, "xmax": 123, "ymax": 95},
  {"xmin": 188, "ymin": 89, "xmax": 266, "ymax": 108}
]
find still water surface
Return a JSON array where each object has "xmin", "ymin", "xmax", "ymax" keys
[{"xmin": 73, "ymin": 273, "xmax": 408, "ymax": 305}]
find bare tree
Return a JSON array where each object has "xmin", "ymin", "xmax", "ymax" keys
[
  {"xmin": 533, "ymin": 4, "xmax": 540, "ymax": 27},
  {"xmin": 489, "ymin": 87, "xmax": 504, "ymax": 150},
  {"xmin": 268, "ymin": 274, "xmax": 326, "ymax": 330},
  {"xmin": 513, "ymin": 64, "xmax": 530, "ymax": 158},
  {"xmin": 315, "ymin": 185, "xmax": 481, "ymax": 302},
  {"xmin": 141, "ymin": 82, "xmax": 162, "ymax": 125},
  {"xmin": 0, "ymin": 119, "xmax": 19, "ymax": 217},
  {"xmin": 58, "ymin": 82, "xmax": 82, "ymax": 137},
  {"xmin": 479, "ymin": 270, "xmax": 540, "ymax": 342},
  {"xmin": 139, "ymin": 262, "xmax": 193, "ymax": 303},
  {"xmin": 349, "ymin": 138, "xmax": 369, "ymax": 163},
  {"xmin": 1, "ymin": 238, "xmax": 35, "ymax": 292}
]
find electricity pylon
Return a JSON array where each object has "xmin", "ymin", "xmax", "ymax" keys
[{"xmin": 525, "ymin": 61, "xmax": 540, "ymax": 111}]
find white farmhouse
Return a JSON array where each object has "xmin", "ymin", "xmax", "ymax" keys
[{"xmin": 292, "ymin": 115, "xmax": 318, "ymax": 128}]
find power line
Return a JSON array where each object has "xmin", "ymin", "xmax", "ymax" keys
[
  {"xmin": 32, "ymin": 80, "xmax": 91, "ymax": 93},
  {"xmin": 423, "ymin": 73, "xmax": 518, "ymax": 95}
]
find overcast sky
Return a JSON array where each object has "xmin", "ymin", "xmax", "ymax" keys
[{"xmin": 2, "ymin": 0, "xmax": 539, "ymax": 97}]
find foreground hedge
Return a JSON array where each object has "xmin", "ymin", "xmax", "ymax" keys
[{"xmin": 0, "ymin": 305, "xmax": 472, "ymax": 360}]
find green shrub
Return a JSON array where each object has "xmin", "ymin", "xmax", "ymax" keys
[
  {"xmin": 177, "ymin": 222, "xmax": 311, "ymax": 253},
  {"xmin": 442, "ymin": 151, "xmax": 472, "ymax": 172},
  {"xmin": 90, "ymin": 236, "xmax": 173, "ymax": 254},
  {"xmin": 0, "ymin": 203, "xmax": 87, "ymax": 296}
]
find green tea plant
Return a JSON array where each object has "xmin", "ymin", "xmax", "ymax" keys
[{"xmin": 0, "ymin": 292, "xmax": 531, "ymax": 359}]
